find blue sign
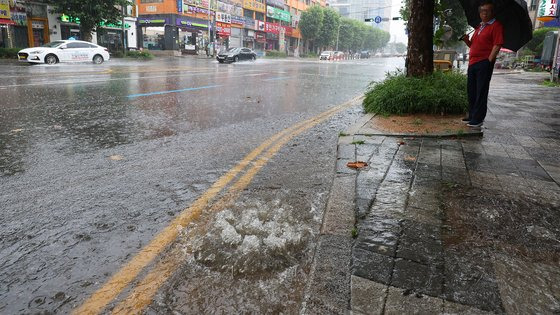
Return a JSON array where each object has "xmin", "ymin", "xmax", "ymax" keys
[{"xmin": 374, "ymin": 16, "xmax": 382, "ymax": 24}]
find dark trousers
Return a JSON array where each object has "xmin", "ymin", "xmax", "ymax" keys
[{"xmin": 467, "ymin": 59, "xmax": 494, "ymax": 123}]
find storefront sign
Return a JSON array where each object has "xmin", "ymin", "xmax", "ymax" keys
[
  {"xmin": 186, "ymin": 5, "xmax": 215, "ymax": 15},
  {"xmin": 216, "ymin": 12, "xmax": 231, "ymax": 23},
  {"xmin": 10, "ymin": 11, "xmax": 26, "ymax": 26},
  {"xmin": 138, "ymin": 18, "xmax": 169, "ymax": 25},
  {"xmin": 255, "ymin": 31, "xmax": 266, "ymax": 42},
  {"xmin": 291, "ymin": 12, "xmax": 300, "ymax": 28},
  {"xmin": 242, "ymin": 0, "xmax": 265, "ymax": 13},
  {"xmin": 266, "ymin": 6, "xmax": 290, "ymax": 22},
  {"xmin": 231, "ymin": 15, "xmax": 244, "ymax": 25},
  {"xmin": 538, "ymin": 0, "xmax": 559, "ymax": 21},
  {"xmin": 244, "ymin": 17, "xmax": 255, "ymax": 29},
  {"xmin": 176, "ymin": 18, "xmax": 208, "ymax": 28},
  {"xmin": 255, "ymin": 19, "xmax": 265, "ymax": 31},
  {"xmin": 178, "ymin": 0, "xmax": 183, "ymax": 12},
  {"xmin": 282, "ymin": 25, "xmax": 292, "ymax": 36},
  {"xmin": 0, "ymin": 0, "xmax": 10, "ymax": 19},
  {"xmin": 183, "ymin": 0, "xmax": 217, "ymax": 11},
  {"xmin": 61, "ymin": 14, "xmax": 131, "ymax": 28},
  {"xmin": 265, "ymin": 21, "xmax": 280, "ymax": 34},
  {"xmin": 216, "ymin": 21, "xmax": 231, "ymax": 36}
]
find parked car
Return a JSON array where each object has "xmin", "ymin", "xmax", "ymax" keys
[
  {"xmin": 360, "ymin": 50, "xmax": 370, "ymax": 59},
  {"xmin": 216, "ymin": 47, "xmax": 256, "ymax": 63},
  {"xmin": 320, "ymin": 50, "xmax": 334, "ymax": 60},
  {"xmin": 18, "ymin": 40, "xmax": 110, "ymax": 65},
  {"xmin": 333, "ymin": 51, "xmax": 345, "ymax": 60}
]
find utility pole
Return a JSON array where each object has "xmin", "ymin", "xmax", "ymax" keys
[{"xmin": 122, "ymin": 4, "xmax": 126, "ymax": 54}]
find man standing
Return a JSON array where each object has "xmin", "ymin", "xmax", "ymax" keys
[{"xmin": 462, "ymin": 1, "xmax": 504, "ymax": 128}]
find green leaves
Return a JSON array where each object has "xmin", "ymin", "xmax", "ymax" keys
[
  {"xmin": 363, "ymin": 70, "xmax": 468, "ymax": 115},
  {"xmin": 299, "ymin": 6, "xmax": 390, "ymax": 51},
  {"xmin": 48, "ymin": 0, "xmax": 131, "ymax": 41}
]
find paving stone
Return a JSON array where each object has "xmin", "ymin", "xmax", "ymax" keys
[
  {"xmin": 363, "ymin": 135, "xmax": 386, "ymax": 145},
  {"xmin": 391, "ymin": 258, "xmax": 444, "ymax": 297},
  {"xmin": 336, "ymin": 158, "xmax": 356, "ymax": 174},
  {"xmin": 356, "ymin": 143, "xmax": 379, "ymax": 162},
  {"xmin": 338, "ymin": 144, "xmax": 356, "ymax": 160},
  {"xmin": 397, "ymin": 220, "xmax": 443, "ymax": 266},
  {"xmin": 384, "ymin": 286, "xmax": 443, "ymax": 315},
  {"xmin": 493, "ymin": 253, "xmax": 560, "ymax": 315},
  {"xmin": 402, "ymin": 206, "xmax": 442, "ymax": 226},
  {"xmin": 355, "ymin": 215, "xmax": 401, "ymax": 256},
  {"xmin": 321, "ymin": 175, "xmax": 355, "ymax": 236},
  {"xmin": 338, "ymin": 135, "xmax": 354, "ymax": 145},
  {"xmin": 443, "ymin": 300, "xmax": 495, "ymax": 314},
  {"xmin": 352, "ymin": 248, "xmax": 394, "ymax": 284},
  {"xmin": 350, "ymin": 276, "xmax": 387, "ymax": 315},
  {"xmin": 407, "ymin": 187, "xmax": 441, "ymax": 211},
  {"xmin": 442, "ymin": 167, "xmax": 469, "ymax": 185},
  {"xmin": 538, "ymin": 163, "xmax": 560, "ymax": 184}
]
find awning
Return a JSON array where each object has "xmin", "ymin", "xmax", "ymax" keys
[{"xmin": 0, "ymin": 18, "xmax": 16, "ymax": 25}]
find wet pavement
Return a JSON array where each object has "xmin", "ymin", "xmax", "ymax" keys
[
  {"xmin": 0, "ymin": 56, "xmax": 404, "ymax": 313},
  {"xmin": 306, "ymin": 72, "xmax": 560, "ymax": 314}
]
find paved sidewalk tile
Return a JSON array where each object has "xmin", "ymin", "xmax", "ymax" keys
[{"xmin": 339, "ymin": 73, "xmax": 560, "ymax": 314}]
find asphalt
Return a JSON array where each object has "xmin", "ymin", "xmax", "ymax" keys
[{"xmin": 303, "ymin": 71, "xmax": 560, "ymax": 314}]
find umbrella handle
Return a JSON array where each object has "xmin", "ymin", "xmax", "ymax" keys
[{"xmin": 458, "ymin": 29, "xmax": 474, "ymax": 42}]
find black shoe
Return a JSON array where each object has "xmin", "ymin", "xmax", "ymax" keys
[{"xmin": 462, "ymin": 117, "xmax": 470, "ymax": 122}]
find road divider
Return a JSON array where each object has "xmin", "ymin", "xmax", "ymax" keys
[{"xmin": 73, "ymin": 95, "xmax": 362, "ymax": 315}]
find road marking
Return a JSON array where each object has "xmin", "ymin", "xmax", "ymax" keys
[
  {"xmin": 262, "ymin": 76, "xmax": 293, "ymax": 81},
  {"xmin": 127, "ymin": 84, "xmax": 223, "ymax": 98},
  {"xmin": 74, "ymin": 96, "xmax": 361, "ymax": 315}
]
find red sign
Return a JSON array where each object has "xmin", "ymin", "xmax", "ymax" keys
[
  {"xmin": 265, "ymin": 22, "xmax": 280, "ymax": 34},
  {"xmin": 255, "ymin": 32, "xmax": 266, "ymax": 42},
  {"xmin": 217, "ymin": 22, "xmax": 231, "ymax": 36},
  {"xmin": 282, "ymin": 26, "xmax": 293, "ymax": 36}
]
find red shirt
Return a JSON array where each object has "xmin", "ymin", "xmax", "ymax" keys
[{"xmin": 469, "ymin": 19, "xmax": 504, "ymax": 65}]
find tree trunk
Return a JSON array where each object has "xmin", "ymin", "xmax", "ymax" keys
[
  {"xmin": 406, "ymin": 0, "xmax": 434, "ymax": 77},
  {"xmin": 80, "ymin": 22, "xmax": 95, "ymax": 42}
]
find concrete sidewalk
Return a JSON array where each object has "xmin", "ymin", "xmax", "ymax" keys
[{"xmin": 303, "ymin": 72, "xmax": 560, "ymax": 314}]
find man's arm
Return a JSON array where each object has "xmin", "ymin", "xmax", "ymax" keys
[
  {"xmin": 462, "ymin": 34, "xmax": 472, "ymax": 47},
  {"xmin": 488, "ymin": 44, "xmax": 502, "ymax": 62}
]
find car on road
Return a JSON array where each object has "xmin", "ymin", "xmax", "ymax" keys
[
  {"xmin": 217, "ymin": 47, "xmax": 257, "ymax": 63},
  {"xmin": 17, "ymin": 40, "xmax": 110, "ymax": 65},
  {"xmin": 360, "ymin": 50, "xmax": 370, "ymax": 59},
  {"xmin": 320, "ymin": 50, "xmax": 334, "ymax": 60}
]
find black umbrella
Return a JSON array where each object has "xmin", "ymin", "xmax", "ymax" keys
[{"xmin": 458, "ymin": 0, "xmax": 533, "ymax": 51}]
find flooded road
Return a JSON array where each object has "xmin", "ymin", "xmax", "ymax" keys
[{"xmin": 0, "ymin": 56, "xmax": 404, "ymax": 313}]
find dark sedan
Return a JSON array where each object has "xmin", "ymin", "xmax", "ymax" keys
[{"xmin": 217, "ymin": 47, "xmax": 257, "ymax": 63}]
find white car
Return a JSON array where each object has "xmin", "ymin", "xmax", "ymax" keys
[
  {"xmin": 320, "ymin": 51, "xmax": 333, "ymax": 60},
  {"xmin": 18, "ymin": 40, "xmax": 110, "ymax": 65}
]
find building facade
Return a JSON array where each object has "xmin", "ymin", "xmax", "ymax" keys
[{"xmin": 0, "ymin": 0, "xmax": 137, "ymax": 51}]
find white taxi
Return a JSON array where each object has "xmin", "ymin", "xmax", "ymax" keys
[{"xmin": 17, "ymin": 40, "xmax": 110, "ymax": 65}]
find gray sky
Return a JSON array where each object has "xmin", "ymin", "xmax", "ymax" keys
[{"xmin": 389, "ymin": 0, "xmax": 408, "ymax": 44}]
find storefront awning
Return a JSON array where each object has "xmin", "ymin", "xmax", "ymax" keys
[{"xmin": 0, "ymin": 18, "xmax": 16, "ymax": 25}]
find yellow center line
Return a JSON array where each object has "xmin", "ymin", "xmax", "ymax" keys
[{"xmin": 74, "ymin": 96, "xmax": 361, "ymax": 315}]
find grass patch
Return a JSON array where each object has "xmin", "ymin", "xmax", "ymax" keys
[
  {"xmin": 300, "ymin": 52, "xmax": 318, "ymax": 58},
  {"xmin": 412, "ymin": 118, "xmax": 423, "ymax": 126},
  {"xmin": 265, "ymin": 50, "xmax": 288, "ymax": 58},
  {"xmin": 542, "ymin": 79, "xmax": 560, "ymax": 87},
  {"xmin": 351, "ymin": 227, "xmax": 358, "ymax": 238},
  {"xmin": 351, "ymin": 140, "xmax": 365, "ymax": 145},
  {"xmin": 363, "ymin": 70, "xmax": 468, "ymax": 115},
  {"xmin": 0, "ymin": 48, "xmax": 21, "ymax": 59},
  {"xmin": 339, "ymin": 132, "xmax": 348, "ymax": 137},
  {"xmin": 111, "ymin": 50, "xmax": 154, "ymax": 59}
]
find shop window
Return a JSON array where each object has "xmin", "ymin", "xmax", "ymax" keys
[
  {"xmin": 142, "ymin": 26, "xmax": 165, "ymax": 50},
  {"xmin": 255, "ymin": 12, "xmax": 264, "ymax": 21},
  {"xmin": 244, "ymin": 9, "xmax": 254, "ymax": 19}
]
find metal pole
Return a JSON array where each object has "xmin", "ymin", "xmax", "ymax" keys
[
  {"xmin": 208, "ymin": 0, "xmax": 211, "ymax": 57},
  {"xmin": 122, "ymin": 4, "xmax": 127, "ymax": 54}
]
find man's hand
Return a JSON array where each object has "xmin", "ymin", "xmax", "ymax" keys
[{"xmin": 462, "ymin": 34, "xmax": 471, "ymax": 47}]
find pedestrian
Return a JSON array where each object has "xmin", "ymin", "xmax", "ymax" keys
[{"xmin": 461, "ymin": 0, "xmax": 503, "ymax": 128}]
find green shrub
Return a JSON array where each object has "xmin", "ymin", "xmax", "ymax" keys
[
  {"xmin": 126, "ymin": 50, "xmax": 154, "ymax": 59},
  {"xmin": 525, "ymin": 27, "xmax": 559, "ymax": 57},
  {"xmin": 111, "ymin": 51, "xmax": 125, "ymax": 58},
  {"xmin": 300, "ymin": 52, "xmax": 318, "ymax": 58},
  {"xmin": 363, "ymin": 70, "xmax": 468, "ymax": 115},
  {"xmin": 265, "ymin": 50, "xmax": 287, "ymax": 58},
  {"xmin": 0, "ymin": 48, "xmax": 22, "ymax": 59}
]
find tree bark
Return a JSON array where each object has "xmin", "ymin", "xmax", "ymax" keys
[
  {"xmin": 406, "ymin": 0, "xmax": 434, "ymax": 77},
  {"xmin": 80, "ymin": 20, "xmax": 95, "ymax": 42}
]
